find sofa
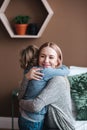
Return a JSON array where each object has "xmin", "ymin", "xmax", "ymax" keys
[{"xmin": 68, "ymin": 66, "xmax": 87, "ymax": 130}]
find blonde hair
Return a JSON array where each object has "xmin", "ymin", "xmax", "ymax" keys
[
  {"xmin": 20, "ymin": 45, "xmax": 39, "ymax": 69},
  {"xmin": 38, "ymin": 42, "xmax": 63, "ymax": 67}
]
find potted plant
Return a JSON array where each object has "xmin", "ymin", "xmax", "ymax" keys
[{"xmin": 13, "ymin": 15, "xmax": 30, "ymax": 35}]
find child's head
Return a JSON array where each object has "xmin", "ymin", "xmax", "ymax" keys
[
  {"xmin": 20, "ymin": 45, "xmax": 39, "ymax": 69},
  {"xmin": 38, "ymin": 42, "xmax": 63, "ymax": 68}
]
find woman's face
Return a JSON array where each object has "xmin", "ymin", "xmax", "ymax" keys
[{"xmin": 39, "ymin": 46, "xmax": 59, "ymax": 68}]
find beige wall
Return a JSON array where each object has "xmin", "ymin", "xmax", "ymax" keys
[{"xmin": 0, "ymin": 0, "xmax": 87, "ymax": 116}]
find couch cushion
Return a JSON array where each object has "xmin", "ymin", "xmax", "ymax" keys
[
  {"xmin": 75, "ymin": 121, "xmax": 87, "ymax": 130},
  {"xmin": 68, "ymin": 73, "xmax": 87, "ymax": 120},
  {"xmin": 69, "ymin": 66, "xmax": 87, "ymax": 76}
]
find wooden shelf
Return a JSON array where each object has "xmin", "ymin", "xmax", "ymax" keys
[{"xmin": 0, "ymin": 0, "xmax": 53, "ymax": 38}]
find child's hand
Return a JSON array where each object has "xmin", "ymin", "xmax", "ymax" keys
[{"xmin": 25, "ymin": 67, "xmax": 44, "ymax": 80}]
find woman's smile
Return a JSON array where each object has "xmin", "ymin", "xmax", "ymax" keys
[{"xmin": 42, "ymin": 64, "xmax": 51, "ymax": 68}]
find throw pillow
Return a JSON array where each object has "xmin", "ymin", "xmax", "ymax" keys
[{"xmin": 68, "ymin": 73, "xmax": 87, "ymax": 120}]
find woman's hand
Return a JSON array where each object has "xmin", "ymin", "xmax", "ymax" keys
[{"xmin": 25, "ymin": 67, "xmax": 44, "ymax": 80}]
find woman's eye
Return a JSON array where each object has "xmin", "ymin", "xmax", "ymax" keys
[
  {"xmin": 40, "ymin": 55, "xmax": 45, "ymax": 58},
  {"xmin": 50, "ymin": 57, "xmax": 54, "ymax": 59}
]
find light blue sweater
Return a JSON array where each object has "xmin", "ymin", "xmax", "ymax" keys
[{"xmin": 23, "ymin": 65, "xmax": 70, "ymax": 121}]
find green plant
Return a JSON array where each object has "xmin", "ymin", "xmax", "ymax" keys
[{"xmin": 13, "ymin": 15, "xmax": 30, "ymax": 24}]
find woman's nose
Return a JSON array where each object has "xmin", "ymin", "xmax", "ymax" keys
[{"xmin": 44, "ymin": 57, "xmax": 49, "ymax": 62}]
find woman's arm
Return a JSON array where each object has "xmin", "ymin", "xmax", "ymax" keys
[
  {"xmin": 19, "ymin": 76, "xmax": 67, "ymax": 112},
  {"xmin": 18, "ymin": 76, "xmax": 28, "ymax": 100},
  {"xmin": 18, "ymin": 67, "xmax": 43, "ymax": 100}
]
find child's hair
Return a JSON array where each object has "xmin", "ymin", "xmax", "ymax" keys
[{"xmin": 20, "ymin": 45, "xmax": 39, "ymax": 69}]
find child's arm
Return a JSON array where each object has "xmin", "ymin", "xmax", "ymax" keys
[{"xmin": 42, "ymin": 65, "xmax": 70, "ymax": 81}]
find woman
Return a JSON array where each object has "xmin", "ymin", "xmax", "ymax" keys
[
  {"xmin": 19, "ymin": 42, "xmax": 75, "ymax": 130},
  {"xmin": 18, "ymin": 44, "xmax": 69, "ymax": 130}
]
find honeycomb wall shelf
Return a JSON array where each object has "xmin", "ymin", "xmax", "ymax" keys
[{"xmin": 0, "ymin": 0, "xmax": 54, "ymax": 38}]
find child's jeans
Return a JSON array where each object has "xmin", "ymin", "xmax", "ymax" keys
[{"xmin": 18, "ymin": 116, "xmax": 44, "ymax": 130}]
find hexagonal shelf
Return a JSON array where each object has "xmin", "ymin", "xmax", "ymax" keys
[{"xmin": 0, "ymin": 0, "xmax": 53, "ymax": 38}]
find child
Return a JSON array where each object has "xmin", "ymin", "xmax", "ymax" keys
[{"xmin": 18, "ymin": 44, "xmax": 70, "ymax": 130}]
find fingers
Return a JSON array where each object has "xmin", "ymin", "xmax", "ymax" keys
[
  {"xmin": 33, "ymin": 74, "xmax": 43, "ymax": 80},
  {"xmin": 32, "ymin": 68, "xmax": 44, "ymax": 80},
  {"xmin": 33, "ymin": 77, "xmax": 42, "ymax": 80},
  {"xmin": 26, "ymin": 67, "xmax": 44, "ymax": 80},
  {"xmin": 34, "ymin": 71, "xmax": 44, "ymax": 76}
]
